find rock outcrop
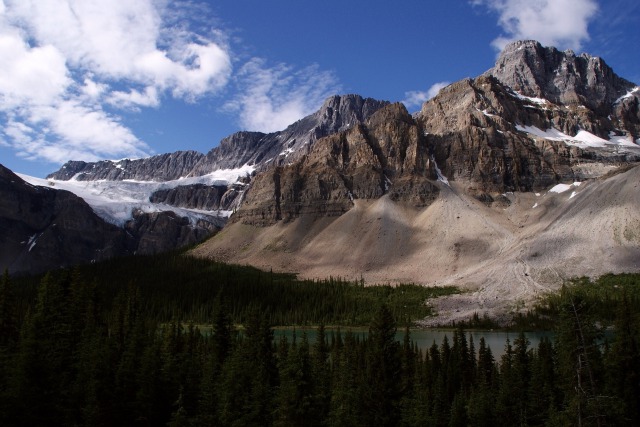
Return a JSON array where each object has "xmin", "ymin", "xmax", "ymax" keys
[
  {"xmin": 125, "ymin": 210, "xmax": 219, "ymax": 255},
  {"xmin": 0, "ymin": 164, "xmax": 131, "ymax": 274},
  {"xmin": 149, "ymin": 184, "xmax": 230, "ymax": 211}
]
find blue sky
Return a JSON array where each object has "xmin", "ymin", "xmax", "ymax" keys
[{"xmin": 1, "ymin": 0, "xmax": 639, "ymax": 177}]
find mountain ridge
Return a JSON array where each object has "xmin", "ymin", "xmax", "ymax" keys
[{"xmin": 48, "ymin": 94, "xmax": 389, "ymax": 182}]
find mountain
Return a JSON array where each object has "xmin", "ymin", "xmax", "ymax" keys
[
  {"xmin": 190, "ymin": 40, "xmax": 640, "ymax": 320},
  {"xmin": 7, "ymin": 40, "xmax": 640, "ymax": 320},
  {"xmin": 488, "ymin": 40, "xmax": 637, "ymax": 113},
  {"xmin": 44, "ymin": 94, "xmax": 388, "ymax": 216},
  {"xmin": 209, "ymin": 40, "xmax": 639, "ymax": 226},
  {"xmin": 0, "ymin": 164, "xmax": 129, "ymax": 273}
]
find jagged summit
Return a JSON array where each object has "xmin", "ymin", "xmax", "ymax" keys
[{"xmin": 487, "ymin": 40, "xmax": 637, "ymax": 112}]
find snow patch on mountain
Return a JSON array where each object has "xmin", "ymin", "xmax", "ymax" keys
[
  {"xmin": 512, "ymin": 91, "xmax": 548, "ymax": 105},
  {"xmin": 614, "ymin": 86, "xmax": 639, "ymax": 104},
  {"xmin": 516, "ymin": 125, "xmax": 638, "ymax": 149},
  {"xmin": 548, "ymin": 181, "xmax": 581, "ymax": 194},
  {"xmin": 17, "ymin": 164, "xmax": 254, "ymax": 226}
]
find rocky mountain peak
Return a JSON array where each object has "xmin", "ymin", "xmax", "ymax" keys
[
  {"xmin": 315, "ymin": 94, "xmax": 390, "ymax": 131},
  {"xmin": 487, "ymin": 40, "xmax": 636, "ymax": 113}
]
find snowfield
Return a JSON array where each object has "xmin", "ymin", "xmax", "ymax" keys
[{"xmin": 17, "ymin": 164, "xmax": 255, "ymax": 226}]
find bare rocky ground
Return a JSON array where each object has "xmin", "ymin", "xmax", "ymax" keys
[{"xmin": 191, "ymin": 164, "xmax": 640, "ymax": 325}]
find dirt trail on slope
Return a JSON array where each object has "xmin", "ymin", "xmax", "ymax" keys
[{"xmin": 191, "ymin": 166, "xmax": 640, "ymax": 324}]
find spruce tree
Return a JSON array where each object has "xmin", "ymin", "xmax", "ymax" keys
[
  {"xmin": 0, "ymin": 269, "xmax": 17, "ymax": 349},
  {"xmin": 604, "ymin": 292, "xmax": 640, "ymax": 424},
  {"xmin": 364, "ymin": 304, "xmax": 402, "ymax": 426},
  {"xmin": 218, "ymin": 312, "xmax": 276, "ymax": 427},
  {"xmin": 329, "ymin": 331, "xmax": 362, "ymax": 427},
  {"xmin": 311, "ymin": 324, "xmax": 331, "ymax": 426},
  {"xmin": 554, "ymin": 291, "xmax": 607, "ymax": 426},
  {"xmin": 512, "ymin": 331, "xmax": 531, "ymax": 426},
  {"xmin": 0, "ymin": 269, "xmax": 17, "ymax": 423},
  {"xmin": 274, "ymin": 333, "xmax": 314, "ymax": 427}
]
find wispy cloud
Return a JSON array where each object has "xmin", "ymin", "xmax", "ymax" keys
[
  {"xmin": 402, "ymin": 81, "xmax": 451, "ymax": 109},
  {"xmin": 472, "ymin": 0, "xmax": 599, "ymax": 51},
  {"xmin": 224, "ymin": 58, "xmax": 341, "ymax": 133},
  {"xmin": 0, "ymin": 0, "xmax": 231, "ymax": 164}
]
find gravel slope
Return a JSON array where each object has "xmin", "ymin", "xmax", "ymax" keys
[{"xmin": 191, "ymin": 165, "xmax": 640, "ymax": 323}]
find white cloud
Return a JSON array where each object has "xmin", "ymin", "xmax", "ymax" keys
[
  {"xmin": 473, "ymin": 0, "xmax": 599, "ymax": 51},
  {"xmin": 79, "ymin": 77, "xmax": 109, "ymax": 102},
  {"xmin": 224, "ymin": 59, "xmax": 341, "ymax": 133},
  {"xmin": 9, "ymin": 100, "xmax": 150, "ymax": 163},
  {"xmin": 0, "ymin": 0, "xmax": 232, "ymax": 165},
  {"xmin": 108, "ymin": 86, "xmax": 160, "ymax": 110},
  {"xmin": 0, "ymin": 31, "xmax": 70, "ymax": 108},
  {"xmin": 402, "ymin": 81, "xmax": 451, "ymax": 109},
  {"xmin": 5, "ymin": 0, "xmax": 232, "ymax": 97}
]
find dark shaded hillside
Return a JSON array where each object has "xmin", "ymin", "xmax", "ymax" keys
[
  {"xmin": 0, "ymin": 164, "xmax": 130, "ymax": 274},
  {"xmin": 0, "ymin": 165, "xmax": 222, "ymax": 274}
]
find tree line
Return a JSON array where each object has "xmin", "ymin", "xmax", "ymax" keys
[
  {"xmin": 1, "ymin": 266, "xmax": 639, "ymax": 426},
  {"xmin": 7, "ymin": 252, "xmax": 458, "ymax": 327}
]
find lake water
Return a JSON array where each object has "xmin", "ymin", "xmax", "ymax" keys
[{"xmin": 274, "ymin": 327, "xmax": 553, "ymax": 358}]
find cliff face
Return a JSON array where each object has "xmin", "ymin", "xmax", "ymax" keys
[
  {"xmin": 235, "ymin": 103, "xmax": 439, "ymax": 225},
  {"xmin": 419, "ymin": 76, "xmax": 583, "ymax": 194},
  {"xmin": 149, "ymin": 184, "xmax": 230, "ymax": 211},
  {"xmin": 47, "ymin": 151, "xmax": 206, "ymax": 182},
  {"xmin": 417, "ymin": 41, "xmax": 640, "ymax": 197}
]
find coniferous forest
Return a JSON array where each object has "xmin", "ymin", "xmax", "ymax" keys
[{"xmin": 0, "ymin": 254, "xmax": 639, "ymax": 426}]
